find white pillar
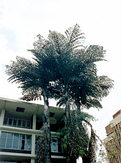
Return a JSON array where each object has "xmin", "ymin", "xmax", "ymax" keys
[
  {"xmin": 0, "ymin": 108, "xmax": 5, "ymax": 126},
  {"xmin": 32, "ymin": 112, "xmax": 36, "ymax": 130},
  {"xmin": 31, "ymin": 112, "xmax": 36, "ymax": 162},
  {"xmin": 31, "ymin": 158, "xmax": 35, "ymax": 163},
  {"xmin": 31, "ymin": 134, "xmax": 36, "ymax": 155}
]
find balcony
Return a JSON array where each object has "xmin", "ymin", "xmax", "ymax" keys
[
  {"xmin": 0, "ymin": 131, "xmax": 64, "ymax": 156},
  {"xmin": 3, "ymin": 112, "xmax": 31, "ymax": 129},
  {"xmin": 0, "ymin": 132, "xmax": 31, "ymax": 154}
]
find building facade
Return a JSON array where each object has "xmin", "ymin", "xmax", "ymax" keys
[
  {"xmin": 105, "ymin": 110, "xmax": 121, "ymax": 163},
  {"xmin": 0, "ymin": 97, "xmax": 73, "ymax": 163}
]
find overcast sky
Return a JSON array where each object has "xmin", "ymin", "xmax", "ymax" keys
[{"xmin": 0, "ymin": 0, "xmax": 121, "ymax": 158}]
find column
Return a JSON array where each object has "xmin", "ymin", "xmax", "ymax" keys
[
  {"xmin": 32, "ymin": 112, "xmax": 36, "ymax": 130},
  {"xmin": 31, "ymin": 159, "xmax": 35, "ymax": 163},
  {"xmin": 31, "ymin": 134, "xmax": 36, "ymax": 155},
  {"xmin": 31, "ymin": 112, "xmax": 36, "ymax": 163},
  {"xmin": 0, "ymin": 108, "xmax": 5, "ymax": 127}
]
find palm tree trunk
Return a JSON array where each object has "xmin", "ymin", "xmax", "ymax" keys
[
  {"xmin": 65, "ymin": 85, "xmax": 72, "ymax": 157},
  {"xmin": 87, "ymin": 128, "xmax": 97, "ymax": 163},
  {"xmin": 43, "ymin": 90, "xmax": 51, "ymax": 163},
  {"xmin": 65, "ymin": 92, "xmax": 70, "ymax": 152},
  {"xmin": 65, "ymin": 97, "xmax": 71, "ymax": 127},
  {"xmin": 75, "ymin": 101, "xmax": 90, "ymax": 163},
  {"xmin": 82, "ymin": 128, "xmax": 97, "ymax": 163},
  {"xmin": 75, "ymin": 100, "xmax": 83, "ymax": 133},
  {"xmin": 75, "ymin": 100, "xmax": 81, "ymax": 124},
  {"xmin": 65, "ymin": 85, "xmax": 71, "ymax": 125},
  {"xmin": 65, "ymin": 85, "xmax": 72, "ymax": 130}
]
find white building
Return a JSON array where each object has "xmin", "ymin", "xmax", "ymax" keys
[{"xmin": 0, "ymin": 97, "xmax": 71, "ymax": 163}]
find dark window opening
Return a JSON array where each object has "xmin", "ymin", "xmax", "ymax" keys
[{"xmin": 16, "ymin": 107, "xmax": 25, "ymax": 112}]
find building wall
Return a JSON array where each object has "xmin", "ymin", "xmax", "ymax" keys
[
  {"xmin": 0, "ymin": 98, "xmax": 67, "ymax": 163},
  {"xmin": 105, "ymin": 110, "xmax": 121, "ymax": 163}
]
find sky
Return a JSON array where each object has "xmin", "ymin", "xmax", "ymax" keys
[{"xmin": 0, "ymin": 0, "xmax": 121, "ymax": 161}]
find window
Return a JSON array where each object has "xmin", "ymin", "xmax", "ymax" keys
[
  {"xmin": 0, "ymin": 161, "xmax": 30, "ymax": 163},
  {"xmin": 0, "ymin": 132, "xmax": 31, "ymax": 151},
  {"xmin": 16, "ymin": 107, "xmax": 25, "ymax": 112},
  {"xmin": 35, "ymin": 136, "xmax": 63, "ymax": 153},
  {"xmin": 3, "ymin": 114, "xmax": 31, "ymax": 129},
  {"xmin": 13, "ymin": 119, "xmax": 17, "ymax": 126},
  {"xmin": 6, "ymin": 133, "xmax": 13, "ymax": 148},
  {"xmin": 22, "ymin": 120, "xmax": 26, "ymax": 128},
  {"xmin": 13, "ymin": 133, "xmax": 19, "ymax": 149},
  {"xmin": 51, "ymin": 138, "xmax": 58, "ymax": 153}
]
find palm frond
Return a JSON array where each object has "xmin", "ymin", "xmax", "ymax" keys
[
  {"xmin": 48, "ymin": 31, "xmax": 67, "ymax": 54},
  {"xmin": 65, "ymin": 24, "xmax": 85, "ymax": 49},
  {"xmin": 84, "ymin": 97, "xmax": 103, "ymax": 109},
  {"xmin": 21, "ymin": 87, "xmax": 42, "ymax": 101},
  {"xmin": 99, "ymin": 75, "xmax": 114, "ymax": 97}
]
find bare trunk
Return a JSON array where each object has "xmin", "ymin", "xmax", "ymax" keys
[
  {"xmin": 82, "ymin": 129, "xmax": 97, "ymax": 163},
  {"xmin": 65, "ymin": 85, "xmax": 71, "ymax": 126},
  {"xmin": 65, "ymin": 92, "xmax": 70, "ymax": 154},
  {"xmin": 65, "ymin": 96, "xmax": 71, "ymax": 127},
  {"xmin": 43, "ymin": 90, "xmax": 51, "ymax": 163},
  {"xmin": 76, "ymin": 101, "xmax": 89, "ymax": 163},
  {"xmin": 75, "ymin": 100, "xmax": 83, "ymax": 134},
  {"xmin": 87, "ymin": 128, "xmax": 97, "ymax": 163},
  {"xmin": 64, "ymin": 85, "xmax": 72, "ymax": 160}
]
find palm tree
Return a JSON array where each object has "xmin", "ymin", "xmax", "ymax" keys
[
  {"xmin": 47, "ymin": 25, "xmax": 113, "ymax": 162},
  {"xmin": 6, "ymin": 24, "xmax": 113, "ymax": 163},
  {"xmin": 48, "ymin": 24, "xmax": 84, "ymax": 128},
  {"xmin": 6, "ymin": 36, "xmax": 59, "ymax": 163}
]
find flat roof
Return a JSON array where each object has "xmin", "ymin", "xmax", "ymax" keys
[{"xmin": 0, "ymin": 97, "xmax": 65, "ymax": 121}]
